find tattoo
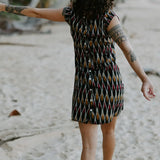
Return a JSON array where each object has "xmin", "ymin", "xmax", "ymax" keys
[
  {"xmin": 5, "ymin": 5, "xmax": 27, "ymax": 16},
  {"xmin": 127, "ymin": 50, "xmax": 137, "ymax": 62},
  {"xmin": 108, "ymin": 24, "xmax": 127, "ymax": 45},
  {"xmin": 108, "ymin": 25, "xmax": 136, "ymax": 62}
]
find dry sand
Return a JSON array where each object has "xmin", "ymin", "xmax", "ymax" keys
[{"xmin": 0, "ymin": 0, "xmax": 160, "ymax": 159}]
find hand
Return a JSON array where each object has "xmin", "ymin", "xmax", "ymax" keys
[{"xmin": 141, "ymin": 78, "xmax": 156, "ymax": 101}]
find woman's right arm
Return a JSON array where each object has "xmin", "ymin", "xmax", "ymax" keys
[
  {"xmin": 0, "ymin": 3, "xmax": 65, "ymax": 21},
  {"xmin": 107, "ymin": 16, "xmax": 156, "ymax": 101}
]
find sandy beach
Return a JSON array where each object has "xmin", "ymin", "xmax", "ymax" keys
[{"xmin": 0, "ymin": 0, "xmax": 160, "ymax": 159}]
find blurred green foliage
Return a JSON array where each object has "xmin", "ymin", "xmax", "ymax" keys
[
  {"xmin": 9, "ymin": 0, "xmax": 31, "ymax": 5},
  {"xmin": 0, "ymin": 12, "xmax": 21, "ymax": 20}
]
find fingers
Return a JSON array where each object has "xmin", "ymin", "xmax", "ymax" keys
[
  {"xmin": 142, "ymin": 89, "xmax": 151, "ymax": 101},
  {"xmin": 141, "ymin": 85, "xmax": 149, "ymax": 101},
  {"xmin": 141, "ymin": 85, "xmax": 156, "ymax": 101},
  {"xmin": 149, "ymin": 88, "xmax": 156, "ymax": 97}
]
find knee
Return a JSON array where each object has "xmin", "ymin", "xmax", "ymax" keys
[
  {"xmin": 101, "ymin": 127, "xmax": 115, "ymax": 136},
  {"xmin": 82, "ymin": 146, "xmax": 97, "ymax": 154},
  {"xmin": 82, "ymin": 144, "xmax": 97, "ymax": 152}
]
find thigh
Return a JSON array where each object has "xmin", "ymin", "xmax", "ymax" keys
[
  {"xmin": 79, "ymin": 122, "xmax": 98, "ymax": 148},
  {"xmin": 101, "ymin": 117, "xmax": 117, "ymax": 134}
]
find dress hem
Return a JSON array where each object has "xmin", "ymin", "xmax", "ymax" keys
[{"xmin": 71, "ymin": 109, "xmax": 123, "ymax": 125}]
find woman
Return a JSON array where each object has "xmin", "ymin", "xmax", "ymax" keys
[{"xmin": 0, "ymin": 1, "xmax": 155, "ymax": 160}]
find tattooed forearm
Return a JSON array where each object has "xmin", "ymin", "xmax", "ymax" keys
[
  {"xmin": 5, "ymin": 5, "xmax": 27, "ymax": 16},
  {"xmin": 108, "ymin": 24, "xmax": 127, "ymax": 45},
  {"xmin": 127, "ymin": 50, "xmax": 137, "ymax": 62}
]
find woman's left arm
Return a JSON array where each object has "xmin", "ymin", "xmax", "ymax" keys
[
  {"xmin": 0, "ymin": 3, "xmax": 65, "ymax": 21},
  {"xmin": 107, "ymin": 16, "xmax": 156, "ymax": 101}
]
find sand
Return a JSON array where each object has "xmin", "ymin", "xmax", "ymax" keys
[{"xmin": 0, "ymin": 0, "xmax": 160, "ymax": 159}]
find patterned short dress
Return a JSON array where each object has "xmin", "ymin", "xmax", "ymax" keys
[{"xmin": 62, "ymin": 6, "xmax": 124, "ymax": 124}]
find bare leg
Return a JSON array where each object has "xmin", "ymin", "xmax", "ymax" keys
[
  {"xmin": 101, "ymin": 117, "xmax": 117, "ymax": 160},
  {"xmin": 79, "ymin": 122, "xmax": 98, "ymax": 160}
]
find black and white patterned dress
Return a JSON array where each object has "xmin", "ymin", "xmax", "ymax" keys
[{"xmin": 62, "ymin": 6, "xmax": 124, "ymax": 124}]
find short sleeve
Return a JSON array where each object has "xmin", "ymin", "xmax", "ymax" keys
[
  {"xmin": 103, "ymin": 10, "xmax": 120, "ymax": 29},
  {"xmin": 62, "ymin": 6, "xmax": 73, "ymax": 25}
]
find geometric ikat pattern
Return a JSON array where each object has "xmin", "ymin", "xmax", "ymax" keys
[{"xmin": 63, "ymin": 7, "xmax": 124, "ymax": 124}]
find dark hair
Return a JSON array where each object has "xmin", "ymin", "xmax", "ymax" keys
[{"xmin": 69, "ymin": 0, "xmax": 114, "ymax": 20}]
